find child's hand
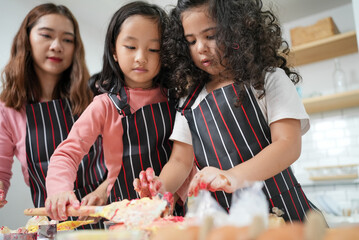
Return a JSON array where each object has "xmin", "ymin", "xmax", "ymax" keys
[
  {"xmin": 77, "ymin": 181, "xmax": 108, "ymax": 222},
  {"xmin": 188, "ymin": 166, "xmax": 237, "ymax": 196},
  {"xmin": 0, "ymin": 180, "xmax": 7, "ymax": 208},
  {"xmin": 133, "ymin": 168, "xmax": 163, "ymax": 198},
  {"xmin": 45, "ymin": 191, "xmax": 80, "ymax": 221}
]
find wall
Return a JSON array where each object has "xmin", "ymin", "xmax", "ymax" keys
[
  {"xmin": 293, "ymin": 106, "xmax": 359, "ymax": 227},
  {"xmin": 281, "ymin": 3, "xmax": 359, "ymax": 226}
]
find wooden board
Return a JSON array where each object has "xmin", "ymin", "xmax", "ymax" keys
[
  {"xmin": 309, "ymin": 174, "xmax": 358, "ymax": 181},
  {"xmin": 303, "ymin": 88, "xmax": 359, "ymax": 114},
  {"xmin": 288, "ymin": 31, "xmax": 358, "ymax": 66}
]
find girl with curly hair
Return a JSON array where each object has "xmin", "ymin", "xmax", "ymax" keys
[
  {"xmin": 0, "ymin": 3, "xmax": 107, "ymax": 228},
  {"xmin": 134, "ymin": 0, "xmax": 321, "ymax": 222}
]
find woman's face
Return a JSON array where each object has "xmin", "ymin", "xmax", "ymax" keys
[
  {"xmin": 29, "ymin": 14, "xmax": 75, "ymax": 78},
  {"xmin": 113, "ymin": 15, "xmax": 161, "ymax": 89},
  {"xmin": 181, "ymin": 5, "xmax": 225, "ymax": 77}
]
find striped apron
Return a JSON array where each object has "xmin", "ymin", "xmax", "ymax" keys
[
  {"xmin": 179, "ymin": 84, "xmax": 318, "ymax": 222},
  {"xmin": 26, "ymin": 99, "xmax": 107, "ymax": 229},
  {"xmin": 108, "ymin": 87, "xmax": 185, "ymax": 216}
]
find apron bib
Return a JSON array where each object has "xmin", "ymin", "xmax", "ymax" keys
[
  {"xmin": 108, "ymin": 87, "xmax": 185, "ymax": 216},
  {"xmin": 180, "ymin": 84, "xmax": 318, "ymax": 222},
  {"xmin": 26, "ymin": 99, "xmax": 107, "ymax": 229}
]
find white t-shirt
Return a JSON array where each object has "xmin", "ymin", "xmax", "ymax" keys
[{"xmin": 170, "ymin": 68, "xmax": 310, "ymax": 145}]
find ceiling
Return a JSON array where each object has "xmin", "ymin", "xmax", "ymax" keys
[{"xmin": 34, "ymin": 0, "xmax": 351, "ymax": 33}]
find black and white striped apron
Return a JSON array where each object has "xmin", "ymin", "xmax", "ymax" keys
[
  {"xmin": 108, "ymin": 87, "xmax": 185, "ymax": 216},
  {"xmin": 179, "ymin": 84, "xmax": 318, "ymax": 222},
  {"xmin": 26, "ymin": 99, "xmax": 107, "ymax": 229}
]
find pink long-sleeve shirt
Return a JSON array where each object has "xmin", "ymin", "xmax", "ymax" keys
[
  {"xmin": 0, "ymin": 102, "xmax": 27, "ymax": 198},
  {"xmin": 46, "ymin": 87, "xmax": 192, "ymax": 201}
]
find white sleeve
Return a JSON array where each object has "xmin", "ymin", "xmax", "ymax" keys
[
  {"xmin": 255, "ymin": 68, "xmax": 310, "ymax": 135},
  {"xmin": 169, "ymin": 98, "xmax": 193, "ymax": 145}
]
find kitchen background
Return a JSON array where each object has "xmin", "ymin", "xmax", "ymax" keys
[{"xmin": 0, "ymin": 0, "xmax": 358, "ymax": 229}]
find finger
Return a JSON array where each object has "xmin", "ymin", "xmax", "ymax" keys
[
  {"xmin": 0, "ymin": 200, "xmax": 8, "ymax": 208},
  {"xmin": 58, "ymin": 193, "xmax": 78, "ymax": 220},
  {"xmin": 69, "ymin": 194, "xmax": 80, "ymax": 209},
  {"xmin": 81, "ymin": 197, "xmax": 88, "ymax": 206},
  {"xmin": 145, "ymin": 168, "xmax": 155, "ymax": 182},
  {"xmin": 139, "ymin": 186, "xmax": 151, "ymax": 198},
  {"xmin": 188, "ymin": 179, "xmax": 198, "ymax": 197},
  {"xmin": 208, "ymin": 177, "xmax": 224, "ymax": 192},
  {"xmin": 133, "ymin": 178, "xmax": 141, "ymax": 192},
  {"xmin": 57, "ymin": 198, "xmax": 69, "ymax": 221},
  {"xmin": 50, "ymin": 200, "xmax": 61, "ymax": 221},
  {"xmin": 139, "ymin": 171, "xmax": 147, "ymax": 182},
  {"xmin": 149, "ymin": 181, "xmax": 161, "ymax": 197},
  {"xmin": 139, "ymin": 171, "xmax": 148, "ymax": 188},
  {"xmin": 188, "ymin": 174, "xmax": 200, "ymax": 196},
  {"xmin": 153, "ymin": 180, "xmax": 162, "ymax": 193},
  {"xmin": 0, "ymin": 182, "xmax": 5, "ymax": 202},
  {"xmin": 45, "ymin": 199, "xmax": 53, "ymax": 220}
]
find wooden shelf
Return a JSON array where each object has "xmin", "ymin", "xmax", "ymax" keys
[
  {"xmin": 303, "ymin": 89, "xmax": 359, "ymax": 114},
  {"xmin": 289, "ymin": 31, "xmax": 358, "ymax": 66}
]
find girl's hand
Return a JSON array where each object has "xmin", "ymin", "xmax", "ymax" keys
[
  {"xmin": 188, "ymin": 166, "xmax": 237, "ymax": 196},
  {"xmin": 133, "ymin": 168, "xmax": 164, "ymax": 198},
  {"xmin": 45, "ymin": 191, "xmax": 80, "ymax": 221},
  {"xmin": 77, "ymin": 181, "xmax": 108, "ymax": 222},
  {"xmin": 0, "ymin": 181, "xmax": 7, "ymax": 208}
]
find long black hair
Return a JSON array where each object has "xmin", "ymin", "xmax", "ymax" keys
[
  {"xmin": 97, "ymin": 1, "xmax": 169, "ymax": 94},
  {"xmin": 163, "ymin": 0, "xmax": 301, "ymax": 102}
]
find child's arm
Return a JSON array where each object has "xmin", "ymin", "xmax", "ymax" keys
[
  {"xmin": 45, "ymin": 96, "xmax": 108, "ymax": 220},
  {"xmin": 188, "ymin": 118, "xmax": 302, "ymax": 196},
  {"xmin": 134, "ymin": 140, "xmax": 194, "ymax": 197}
]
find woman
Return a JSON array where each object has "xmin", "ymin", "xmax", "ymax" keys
[{"xmin": 0, "ymin": 3, "xmax": 107, "ymax": 229}]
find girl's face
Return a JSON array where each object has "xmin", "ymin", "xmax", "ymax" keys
[
  {"xmin": 113, "ymin": 15, "xmax": 161, "ymax": 89},
  {"xmin": 181, "ymin": 6, "xmax": 225, "ymax": 77},
  {"xmin": 29, "ymin": 14, "xmax": 75, "ymax": 78}
]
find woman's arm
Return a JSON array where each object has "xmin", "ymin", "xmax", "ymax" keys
[{"xmin": 0, "ymin": 104, "xmax": 19, "ymax": 205}]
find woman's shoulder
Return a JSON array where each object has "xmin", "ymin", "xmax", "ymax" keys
[
  {"xmin": 0, "ymin": 101, "xmax": 26, "ymax": 133},
  {"xmin": 0, "ymin": 101, "xmax": 24, "ymax": 116}
]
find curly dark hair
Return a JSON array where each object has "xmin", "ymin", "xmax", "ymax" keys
[
  {"xmin": 98, "ymin": 1, "xmax": 170, "ymax": 95},
  {"xmin": 162, "ymin": 0, "xmax": 301, "ymax": 102}
]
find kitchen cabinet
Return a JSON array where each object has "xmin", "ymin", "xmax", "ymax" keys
[{"xmin": 287, "ymin": 31, "xmax": 359, "ymax": 114}]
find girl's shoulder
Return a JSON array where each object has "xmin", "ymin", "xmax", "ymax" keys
[
  {"xmin": 263, "ymin": 68, "xmax": 294, "ymax": 92},
  {"xmin": 264, "ymin": 68, "xmax": 288, "ymax": 83}
]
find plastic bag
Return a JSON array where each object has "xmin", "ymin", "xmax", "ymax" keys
[
  {"xmin": 186, "ymin": 190, "xmax": 228, "ymax": 226},
  {"xmin": 228, "ymin": 181, "xmax": 269, "ymax": 227}
]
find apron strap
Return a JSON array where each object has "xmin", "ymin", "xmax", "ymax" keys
[
  {"xmin": 108, "ymin": 87, "xmax": 131, "ymax": 116},
  {"xmin": 177, "ymin": 84, "xmax": 205, "ymax": 115}
]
